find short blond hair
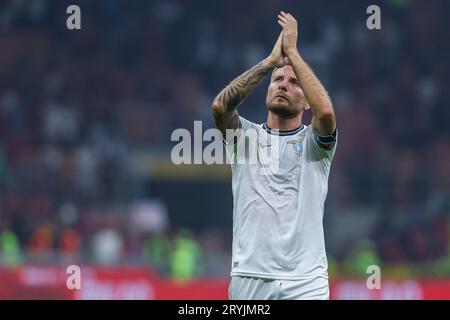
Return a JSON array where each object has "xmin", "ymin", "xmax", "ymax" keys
[{"xmin": 271, "ymin": 61, "xmax": 292, "ymax": 80}]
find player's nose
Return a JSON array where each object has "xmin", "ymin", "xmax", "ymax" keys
[{"xmin": 278, "ymin": 82, "xmax": 287, "ymax": 91}]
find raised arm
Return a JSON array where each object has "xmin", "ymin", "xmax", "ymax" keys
[
  {"xmin": 278, "ymin": 12, "xmax": 336, "ymax": 141},
  {"xmin": 211, "ymin": 32, "xmax": 286, "ymax": 140}
]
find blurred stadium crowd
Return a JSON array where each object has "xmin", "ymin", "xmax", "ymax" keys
[{"xmin": 0, "ymin": 0, "xmax": 449, "ymax": 280}]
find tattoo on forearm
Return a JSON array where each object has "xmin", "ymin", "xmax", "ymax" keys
[{"xmin": 216, "ymin": 63, "xmax": 273, "ymax": 112}]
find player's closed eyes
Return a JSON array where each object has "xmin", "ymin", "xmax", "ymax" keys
[{"xmin": 273, "ymin": 76, "xmax": 299, "ymax": 86}]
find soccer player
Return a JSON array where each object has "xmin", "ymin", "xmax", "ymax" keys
[{"xmin": 211, "ymin": 12, "xmax": 337, "ymax": 300}]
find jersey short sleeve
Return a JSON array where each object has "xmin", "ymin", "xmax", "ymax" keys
[{"xmin": 224, "ymin": 116, "xmax": 258, "ymax": 167}]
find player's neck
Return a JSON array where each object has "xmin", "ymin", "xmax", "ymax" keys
[{"xmin": 266, "ymin": 112, "xmax": 303, "ymax": 131}]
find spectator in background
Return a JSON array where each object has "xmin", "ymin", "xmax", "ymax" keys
[
  {"xmin": 92, "ymin": 228, "xmax": 124, "ymax": 265},
  {"xmin": 170, "ymin": 229, "xmax": 203, "ymax": 282},
  {"xmin": 143, "ymin": 232, "xmax": 171, "ymax": 275},
  {"xmin": 0, "ymin": 228, "xmax": 22, "ymax": 266},
  {"xmin": 27, "ymin": 224, "xmax": 54, "ymax": 263},
  {"xmin": 58, "ymin": 227, "xmax": 81, "ymax": 264},
  {"xmin": 343, "ymin": 240, "xmax": 381, "ymax": 278}
]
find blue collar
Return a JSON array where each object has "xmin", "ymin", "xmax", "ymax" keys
[{"xmin": 262, "ymin": 122, "xmax": 305, "ymax": 136}]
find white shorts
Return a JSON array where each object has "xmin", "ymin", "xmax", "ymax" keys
[{"xmin": 228, "ymin": 275, "xmax": 329, "ymax": 300}]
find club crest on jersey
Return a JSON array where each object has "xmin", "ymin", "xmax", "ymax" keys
[{"xmin": 287, "ymin": 134, "xmax": 305, "ymax": 155}]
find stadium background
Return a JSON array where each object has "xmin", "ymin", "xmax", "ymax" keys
[{"xmin": 0, "ymin": 0, "xmax": 449, "ymax": 299}]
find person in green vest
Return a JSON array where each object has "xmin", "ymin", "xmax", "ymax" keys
[
  {"xmin": 0, "ymin": 229, "xmax": 23, "ymax": 267},
  {"xmin": 344, "ymin": 239, "xmax": 380, "ymax": 278},
  {"xmin": 169, "ymin": 228, "xmax": 203, "ymax": 282},
  {"xmin": 143, "ymin": 232, "xmax": 171, "ymax": 275}
]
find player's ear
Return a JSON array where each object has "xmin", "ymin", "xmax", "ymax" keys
[{"xmin": 305, "ymin": 103, "xmax": 310, "ymax": 111}]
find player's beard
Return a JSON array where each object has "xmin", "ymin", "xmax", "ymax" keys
[{"xmin": 267, "ymin": 101, "xmax": 300, "ymax": 119}]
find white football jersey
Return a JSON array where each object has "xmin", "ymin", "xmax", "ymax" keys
[{"xmin": 225, "ymin": 116, "xmax": 337, "ymax": 280}]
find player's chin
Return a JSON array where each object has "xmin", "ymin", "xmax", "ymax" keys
[
  {"xmin": 268, "ymin": 102, "xmax": 289, "ymax": 113},
  {"xmin": 267, "ymin": 103, "xmax": 299, "ymax": 119}
]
